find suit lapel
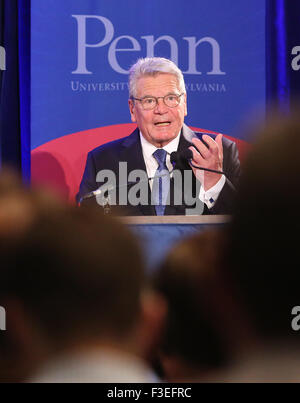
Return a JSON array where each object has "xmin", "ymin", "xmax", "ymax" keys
[
  {"xmin": 120, "ymin": 125, "xmax": 199, "ymax": 216},
  {"xmin": 120, "ymin": 128, "xmax": 155, "ymax": 215},
  {"xmin": 164, "ymin": 125, "xmax": 200, "ymax": 215},
  {"xmin": 178, "ymin": 123, "xmax": 199, "ymax": 153}
]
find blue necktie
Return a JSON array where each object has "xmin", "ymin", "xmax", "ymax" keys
[{"xmin": 152, "ymin": 149, "xmax": 170, "ymax": 216}]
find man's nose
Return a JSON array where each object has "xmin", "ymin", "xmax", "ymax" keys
[{"xmin": 154, "ymin": 98, "xmax": 168, "ymax": 114}]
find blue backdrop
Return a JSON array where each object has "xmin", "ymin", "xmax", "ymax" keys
[
  {"xmin": 2, "ymin": 1, "xmax": 300, "ymax": 182},
  {"xmin": 31, "ymin": 0, "xmax": 266, "ymax": 149}
]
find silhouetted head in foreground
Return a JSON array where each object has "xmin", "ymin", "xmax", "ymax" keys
[
  {"xmin": 154, "ymin": 229, "xmax": 251, "ymax": 381},
  {"xmin": 229, "ymin": 114, "xmax": 300, "ymax": 343},
  {"xmin": 0, "ymin": 173, "xmax": 164, "ymax": 382}
]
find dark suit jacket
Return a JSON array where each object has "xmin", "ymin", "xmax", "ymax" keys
[{"xmin": 77, "ymin": 124, "xmax": 240, "ymax": 215}]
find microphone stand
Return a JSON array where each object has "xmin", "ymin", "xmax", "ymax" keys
[{"xmin": 79, "ymin": 150, "xmax": 235, "ymax": 212}]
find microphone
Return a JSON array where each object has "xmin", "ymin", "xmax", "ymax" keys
[
  {"xmin": 170, "ymin": 149, "xmax": 193, "ymax": 167},
  {"xmin": 79, "ymin": 170, "xmax": 173, "ymax": 205},
  {"xmin": 80, "ymin": 149, "xmax": 230, "ymax": 205},
  {"xmin": 78, "ymin": 187, "xmax": 105, "ymax": 204},
  {"xmin": 170, "ymin": 150, "xmax": 226, "ymax": 176},
  {"xmin": 171, "ymin": 149, "xmax": 236, "ymax": 192}
]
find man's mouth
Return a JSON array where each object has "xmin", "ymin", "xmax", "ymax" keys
[{"xmin": 154, "ymin": 121, "xmax": 171, "ymax": 127}]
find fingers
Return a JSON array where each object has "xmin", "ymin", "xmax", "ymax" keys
[
  {"xmin": 189, "ymin": 134, "xmax": 224, "ymax": 190},
  {"xmin": 188, "ymin": 145, "xmax": 205, "ymax": 166},
  {"xmin": 215, "ymin": 133, "xmax": 223, "ymax": 159},
  {"xmin": 191, "ymin": 134, "xmax": 223, "ymax": 160},
  {"xmin": 192, "ymin": 137, "xmax": 210, "ymax": 159},
  {"xmin": 202, "ymin": 135, "xmax": 219, "ymax": 157}
]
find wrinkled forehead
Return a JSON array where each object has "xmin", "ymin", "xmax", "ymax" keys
[{"xmin": 136, "ymin": 72, "xmax": 181, "ymax": 96}]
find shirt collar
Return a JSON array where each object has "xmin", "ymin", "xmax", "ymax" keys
[{"xmin": 139, "ymin": 130, "xmax": 181, "ymax": 159}]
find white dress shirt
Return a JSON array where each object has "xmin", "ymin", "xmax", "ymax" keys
[
  {"xmin": 139, "ymin": 131, "xmax": 225, "ymax": 209},
  {"xmin": 139, "ymin": 131, "xmax": 180, "ymax": 190}
]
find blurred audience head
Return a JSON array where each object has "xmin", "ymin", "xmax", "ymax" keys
[
  {"xmin": 0, "ymin": 170, "xmax": 163, "ymax": 382},
  {"xmin": 228, "ymin": 112, "xmax": 300, "ymax": 345},
  {"xmin": 154, "ymin": 229, "xmax": 251, "ymax": 381}
]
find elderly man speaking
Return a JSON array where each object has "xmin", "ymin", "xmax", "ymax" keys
[{"xmin": 77, "ymin": 57, "xmax": 240, "ymax": 215}]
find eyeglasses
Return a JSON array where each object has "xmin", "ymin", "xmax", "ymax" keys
[{"xmin": 131, "ymin": 93, "xmax": 184, "ymax": 110}]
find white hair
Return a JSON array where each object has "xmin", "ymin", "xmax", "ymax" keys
[{"xmin": 128, "ymin": 57, "xmax": 186, "ymax": 98}]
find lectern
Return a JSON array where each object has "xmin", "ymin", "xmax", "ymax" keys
[{"xmin": 122, "ymin": 215, "xmax": 230, "ymax": 271}]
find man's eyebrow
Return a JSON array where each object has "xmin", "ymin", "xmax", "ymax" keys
[
  {"xmin": 139, "ymin": 94, "xmax": 155, "ymax": 98},
  {"xmin": 140, "ymin": 92, "xmax": 179, "ymax": 98}
]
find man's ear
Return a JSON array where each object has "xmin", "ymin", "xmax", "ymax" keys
[
  {"xmin": 134, "ymin": 290, "xmax": 167, "ymax": 360},
  {"xmin": 128, "ymin": 99, "xmax": 137, "ymax": 123}
]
